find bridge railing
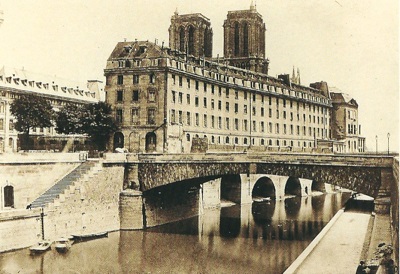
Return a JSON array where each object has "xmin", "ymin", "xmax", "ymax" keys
[{"xmin": 125, "ymin": 152, "xmax": 395, "ymax": 167}]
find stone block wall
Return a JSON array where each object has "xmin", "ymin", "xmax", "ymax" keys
[
  {"xmin": 0, "ymin": 209, "xmax": 42, "ymax": 252},
  {"xmin": 119, "ymin": 190, "xmax": 144, "ymax": 230},
  {"xmin": 201, "ymin": 178, "xmax": 221, "ymax": 209},
  {"xmin": 44, "ymin": 164, "xmax": 124, "ymax": 240}
]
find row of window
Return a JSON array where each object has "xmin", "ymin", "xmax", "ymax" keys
[
  {"xmin": 186, "ymin": 133, "xmax": 315, "ymax": 148},
  {"xmin": 0, "ymin": 119, "xmax": 14, "ymax": 131},
  {"xmin": 116, "ymin": 108, "xmax": 156, "ymax": 125},
  {"xmin": 348, "ymin": 124, "xmax": 358, "ymax": 135},
  {"xmin": 116, "ymin": 89, "xmax": 156, "ymax": 102},
  {"xmin": 114, "ymin": 74, "xmax": 156, "ymax": 85},
  {"xmin": 170, "ymin": 110, "xmax": 328, "ymax": 138},
  {"xmin": 171, "ymin": 89, "xmax": 327, "ymax": 114},
  {"xmin": 170, "ymin": 73, "xmax": 329, "ymax": 105}
]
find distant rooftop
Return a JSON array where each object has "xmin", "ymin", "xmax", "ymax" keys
[{"xmin": 0, "ymin": 66, "xmax": 102, "ymax": 102}]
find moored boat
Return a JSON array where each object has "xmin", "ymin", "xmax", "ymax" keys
[
  {"xmin": 54, "ymin": 237, "xmax": 72, "ymax": 253},
  {"xmin": 29, "ymin": 240, "xmax": 52, "ymax": 255},
  {"xmin": 72, "ymin": 231, "xmax": 108, "ymax": 242}
]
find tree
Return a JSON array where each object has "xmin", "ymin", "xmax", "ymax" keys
[
  {"xmin": 55, "ymin": 102, "xmax": 118, "ymax": 151},
  {"xmin": 80, "ymin": 102, "xmax": 118, "ymax": 151},
  {"xmin": 55, "ymin": 103, "xmax": 84, "ymax": 135},
  {"xmin": 10, "ymin": 94, "xmax": 54, "ymax": 150}
]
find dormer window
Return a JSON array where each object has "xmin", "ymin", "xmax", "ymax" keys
[
  {"xmin": 21, "ymin": 80, "xmax": 27, "ymax": 86},
  {"xmin": 36, "ymin": 82, "xmax": 42, "ymax": 88},
  {"xmin": 53, "ymin": 85, "xmax": 58, "ymax": 91}
]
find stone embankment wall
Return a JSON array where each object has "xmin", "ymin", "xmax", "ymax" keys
[
  {"xmin": 0, "ymin": 162, "xmax": 124, "ymax": 252},
  {"xmin": 0, "ymin": 163, "xmax": 79, "ymax": 210},
  {"xmin": 43, "ymin": 164, "xmax": 124, "ymax": 240},
  {"xmin": 0, "ymin": 209, "xmax": 42, "ymax": 251}
]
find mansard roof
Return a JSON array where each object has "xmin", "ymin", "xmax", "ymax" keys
[
  {"xmin": 107, "ymin": 41, "xmax": 168, "ymax": 60},
  {"xmin": 330, "ymin": 91, "xmax": 358, "ymax": 107},
  {"xmin": 0, "ymin": 66, "xmax": 100, "ymax": 102}
]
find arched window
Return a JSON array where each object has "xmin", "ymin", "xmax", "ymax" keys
[
  {"xmin": 225, "ymin": 136, "xmax": 230, "ymax": 144},
  {"xmin": 188, "ymin": 26, "xmax": 195, "ymax": 55},
  {"xmin": 269, "ymin": 139, "xmax": 272, "ymax": 146},
  {"xmin": 211, "ymin": 136, "xmax": 215, "ymax": 143},
  {"xmin": 186, "ymin": 134, "xmax": 191, "ymax": 141},
  {"xmin": 261, "ymin": 139, "xmax": 265, "ymax": 146},
  {"xmin": 179, "ymin": 27, "xmax": 185, "ymax": 52},
  {"xmin": 234, "ymin": 22, "xmax": 240, "ymax": 56},
  {"xmin": 145, "ymin": 132, "xmax": 156, "ymax": 152},
  {"xmin": 113, "ymin": 132, "xmax": 124, "ymax": 150},
  {"xmin": 244, "ymin": 138, "xmax": 248, "ymax": 145},
  {"xmin": 4, "ymin": 185, "xmax": 14, "ymax": 208},
  {"xmin": 243, "ymin": 23, "xmax": 249, "ymax": 56},
  {"xmin": 235, "ymin": 137, "xmax": 239, "ymax": 145}
]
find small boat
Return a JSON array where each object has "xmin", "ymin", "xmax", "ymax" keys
[
  {"xmin": 72, "ymin": 231, "xmax": 108, "ymax": 242},
  {"xmin": 253, "ymin": 196, "xmax": 272, "ymax": 203},
  {"xmin": 54, "ymin": 237, "xmax": 72, "ymax": 253},
  {"xmin": 29, "ymin": 240, "xmax": 52, "ymax": 255}
]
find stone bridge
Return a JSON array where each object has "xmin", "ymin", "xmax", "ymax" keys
[{"xmin": 117, "ymin": 152, "xmax": 395, "ymax": 199}]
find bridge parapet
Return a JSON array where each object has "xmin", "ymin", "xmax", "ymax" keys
[{"xmin": 127, "ymin": 152, "xmax": 394, "ymax": 168}]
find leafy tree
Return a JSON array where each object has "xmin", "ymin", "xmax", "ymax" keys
[
  {"xmin": 55, "ymin": 102, "xmax": 118, "ymax": 151},
  {"xmin": 10, "ymin": 94, "xmax": 54, "ymax": 150},
  {"xmin": 81, "ymin": 102, "xmax": 118, "ymax": 151},
  {"xmin": 55, "ymin": 103, "xmax": 84, "ymax": 134}
]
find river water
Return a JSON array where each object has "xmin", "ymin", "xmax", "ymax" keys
[{"xmin": 0, "ymin": 192, "xmax": 351, "ymax": 274}]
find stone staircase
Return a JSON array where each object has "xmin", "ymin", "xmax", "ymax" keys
[{"xmin": 30, "ymin": 160, "xmax": 100, "ymax": 209}]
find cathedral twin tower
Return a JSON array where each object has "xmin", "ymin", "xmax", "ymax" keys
[{"xmin": 168, "ymin": 3, "xmax": 269, "ymax": 74}]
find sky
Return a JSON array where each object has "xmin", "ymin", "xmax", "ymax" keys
[{"xmin": 0, "ymin": 0, "xmax": 398, "ymax": 152}]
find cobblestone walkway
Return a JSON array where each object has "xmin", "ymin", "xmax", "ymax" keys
[{"xmin": 294, "ymin": 211, "xmax": 371, "ymax": 274}]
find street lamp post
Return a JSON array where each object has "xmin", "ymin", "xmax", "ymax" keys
[
  {"xmin": 387, "ymin": 133, "xmax": 390, "ymax": 155},
  {"xmin": 375, "ymin": 135, "xmax": 378, "ymax": 154}
]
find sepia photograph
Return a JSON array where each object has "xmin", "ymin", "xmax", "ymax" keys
[{"xmin": 0, "ymin": 1, "xmax": 398, "ymax": 273}]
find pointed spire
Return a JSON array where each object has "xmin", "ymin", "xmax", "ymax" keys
[
  {"xmin": 174, "ymin": 7, "xmax": 179, "ymax": 16},
  {"xmin": 297, "ymin": 68, "xmax": 301, "ymax": 85},
  {"xmin": 250, "ymin": 0, "xmax": 256, "ymax": 11}
]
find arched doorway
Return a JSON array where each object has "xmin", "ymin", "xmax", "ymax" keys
[
  {"xmin": 285, "ymin": 177, "xmax": 302, "ymax": 197},
  {"xmin": 4, "ymin": 185, "xmax": 14, "ymax": 208},
  {"xmin": 145, "ymin": 132, "xmax": 156, "ymax": 152},
  {"xmin": 252, "ymin": 177, "xmax": 276, "ymax": 199},
  {"xmin": 113, "ymin": 132, "xmax": 124, "ymax": 150}
]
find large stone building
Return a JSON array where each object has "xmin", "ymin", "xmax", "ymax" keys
[
  {"xmin": 0, "ymin": 66, "xmax": 102, "ymax": 152},
  {"xmin": 104, "ymin": 4, "xmax": 364, "ymax": 154},
  {"xmin": 330, "ymin": 90, "xmax": 365, "ymax": 153}
]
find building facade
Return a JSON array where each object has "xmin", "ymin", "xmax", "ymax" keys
[
  {"xmin": 330, "ymin": 91, "xmax": 365, "ymax": 153},
  {"xmin": 0, "ymin": 66, "xmax": 102, "ymax": 152},
  {"xmin": 104, "ymin": 5, "xmax": 364, "ymax": 154}
]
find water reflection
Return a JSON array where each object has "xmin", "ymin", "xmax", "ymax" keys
[{"xmin": 0, "ymin": 192, "xmax": 351, "ymax": 274}]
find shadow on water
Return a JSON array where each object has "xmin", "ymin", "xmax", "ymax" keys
[{"xmin": 0, "ymin": 192, "xmax": 355, "ymax": 274}]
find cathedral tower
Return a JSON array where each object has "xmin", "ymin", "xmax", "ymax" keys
[
  {"xmin": 168, "ymin": 10, "xmax": 213, "ymax": 58},
  {"xmin": 222, "ymin": 3, "xmax": 269, "ymax": 74}
]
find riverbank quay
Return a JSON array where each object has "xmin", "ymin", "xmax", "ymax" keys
[{"xmin": 285, "ymin": 209, "xmax": 395, "ymax": 274}]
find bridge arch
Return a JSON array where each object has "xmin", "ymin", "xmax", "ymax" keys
[
  {"xmin": 285, "ymin": 177, "xmax": 302, "ymax": 196},
  {"xmin": 311, "ymin": 180, "xmax": 325, "ymax": 193},
  {"xmin": 252, "ymin": 176, "xmax": 276, "ymax": 199}
]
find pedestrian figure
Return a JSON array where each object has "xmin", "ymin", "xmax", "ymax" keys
[{"xmin": 356, "ymin": 261, "xmax": 365, "ymax": 274}]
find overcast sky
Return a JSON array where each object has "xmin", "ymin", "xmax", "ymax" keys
[{"xmin": 0, "ymin": 0, "xmax": 398, "ymax": 152}]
